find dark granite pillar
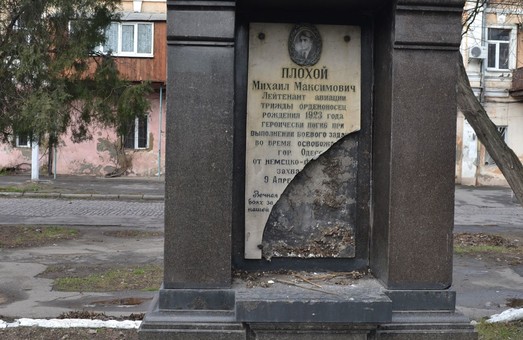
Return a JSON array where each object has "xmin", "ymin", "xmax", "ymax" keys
[
  {"xmin": 140, "ymin": 2, "xmax": 245, "ymax": 338},
  {"xmin": 371, "ymin": 1, "xmax": 464, "ymax": 290},
  {"xmin": 163, "ymin": 1, "xmax": 236, "ymax": 289}
]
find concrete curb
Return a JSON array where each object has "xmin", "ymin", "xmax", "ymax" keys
[
  {"xmin": 0, "ymin": 318, "xmax": 141, "ymax": 329},
  {"xmin": 0, "ymin": 192, "xmax": 23, "ymax": 197},
  {"xmin": 24, "ymin": 192, "xmax": 61, "ymax": 198},
  {"xmin": 0, "ymin": 192, "xmax": 164, "ymax": 201}
]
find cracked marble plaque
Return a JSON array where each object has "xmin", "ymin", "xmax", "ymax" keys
[{"xmin": 245, "ymin": 23, "xmax": 361, "ymax": 259}]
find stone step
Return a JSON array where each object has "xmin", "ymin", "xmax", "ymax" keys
[{"xmin": 235, "ymin": 278, "xmax": 392, "ymax": 323}]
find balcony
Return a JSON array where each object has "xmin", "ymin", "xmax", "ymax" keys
[{"xmin": 510, "ymin": 67, "xmax": 523, "ymax": 98}]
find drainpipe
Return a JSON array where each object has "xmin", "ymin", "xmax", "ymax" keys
[
  {"xmin": 479, "ymin": 3, "xmax": 487, "ymax": 105},
  {"xmin": 31, "ymin": 137, "xmax": 39, "ymax": 181},
  {"xmin": 476, "ymin": 2, "xmax": 489, "ymax": 185},
  {"xmin": 158, "ymin": 85, "xmax": 163, "ymax": 180}
]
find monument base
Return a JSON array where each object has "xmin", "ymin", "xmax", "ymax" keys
[
  {"xmin": 138, "ymin": 294, "xmax": 246, "ymax": 340},
  {"xmin": 377, "ymin": 312, "xmax": 477, "ymax": 339},
  {"xmin": 139, "ymin": 279, "xmax": 477, "ymax": 339}
]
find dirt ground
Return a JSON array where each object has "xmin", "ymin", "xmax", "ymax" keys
[
  {"xmin": 1, "ymin": 225, "xmax": 163, "ymax": 292},
  {"xmin": 0, "ymin": 226, "xmax": 158, "ymax": 339}
]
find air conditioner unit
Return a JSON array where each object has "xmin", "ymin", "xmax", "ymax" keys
[{"xmin": 469, "ymin": 45, "xmax": 488, "ymax": 59}]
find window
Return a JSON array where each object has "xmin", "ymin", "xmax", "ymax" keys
[
  {"xmin": 484, "ymin": 126, "xmax": 507, "ymax": 165},
  {"xmin": 487, "ymin": 28, "xmax": 511, "ymax": 70},
  {"xmin": 15, "ymin": 135, "xmax": 31, "ymax": 148},
  {"xmin": 124, "ymin": 116, "xmax": 148, "ymax": 149},
  {"xmin": 96, "ymin": 22, "xmax": 153, "ymax": 57}
]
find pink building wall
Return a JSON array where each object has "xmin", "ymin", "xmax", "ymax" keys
[
  {"xmin": 0, "ymin": 92, "xmax": 166, "ymax": 177},
  {"xmin": 0, "ymin": 142, "xmax": 32, "ymax": 170}
]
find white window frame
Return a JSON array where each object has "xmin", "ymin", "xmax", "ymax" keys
[
  {"xmin": 15, "ymin": 134, "xmax": 31, "ymax": 148},
  {"xmin": 96, "ymin": 22, "xmax": 154, "ymax": 58},
  {"xmin": 124, "ymin": 116, "xmax": 149, "ymax": 150},
  {"xmin": 486, "ymin": 26, "xmax": 516, "ymax": 71}
]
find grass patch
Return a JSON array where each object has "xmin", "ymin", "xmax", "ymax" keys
[
  {"xmin": 454, "ymin": 233, "xmax": 522, "ymax": 255},
  {"xmin": 52, "ymin": 264, "xmax": 163, "ymax": 292},
  {"xmin": 102, "ymin": 230, "xmax": 163, "ymax": 238},
  {"xmin": 476, "ymin": 320, "xmax": 523, "ymax": 340},
  {"xmin": 0, "ymin": 226, "xmax": 79, "ymax": 248},
  {"xmin": 0, "ymin": 186, "xmax": 24, "ymax": 192},
  {"xmin": 0, "ymin": 182, "xmax": 42, "ymax": 193},
  {"xmin": 454, "ymin": 244, "xmax": 517, "ymax": 255}
]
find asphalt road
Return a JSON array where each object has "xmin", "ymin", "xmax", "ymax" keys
[
  {"xmin": 455, "ymin": 185, "xmax": 523, "ymax": 228},
  {"xmin": 0, "ymin": 198, "xmax": 163, "ymax": 228},
  {"xmin": 0, "ymin": 185, "xmax": 521, "ymax": 229}
]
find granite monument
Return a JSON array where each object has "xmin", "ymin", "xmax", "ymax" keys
[{"xmin": 139, "ymin": 1, "xmax": 476, "ymax": 339}]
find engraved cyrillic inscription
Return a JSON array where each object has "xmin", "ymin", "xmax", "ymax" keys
[{"xmin": 245, "ymin": 23, "xmax": 361, "ymax": 259}]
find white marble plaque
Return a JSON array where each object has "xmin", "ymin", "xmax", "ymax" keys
[{"xmin": 245, "ymin": 23, "xmax": 361, "ymax": 259}]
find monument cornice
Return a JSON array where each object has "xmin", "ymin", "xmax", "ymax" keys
[
  {"xmin": 166, "ymin": 1, "xmax": 236, "ymax": 10},
  {"xmin": 394, "ymin": 0, "xmax": 464, "ymax": 51},
  {"xmin": 167, "ymin": 0, "xmax": 236, "ymax": 44},
  {"xmin": 237, "ymin": 0, "xmax": 387, "ymax": 11},
  {"xmin": 396, "ymin": 0, "xmax": 465, "ymax": 7}
]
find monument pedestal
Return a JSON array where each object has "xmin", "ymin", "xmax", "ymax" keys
[
  {"xmin": 140, "ymin": 0, "xmax": 477, "ymax": 339},
  {"xmin": 141, "ymin": 280, "xmax": 475, "ymax": 339}
]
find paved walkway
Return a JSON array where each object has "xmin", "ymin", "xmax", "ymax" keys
[
  {"xmin": 455, "ymin": 185, "xmax": 523, "ymax": 227},
  {"xmin": 0, "ymin": 198, "xmax": 164, "ymax": 228},
  {"xmin": 0, "ymin": 174, "xmax": 164, "ymax": 200},
  {"xmin": 1, "ymin": 174, "xmax": 522, "ymax": 229},
  {"xmin": 0, "ymin": 174, "xmax": 164, "ymax": 227}
]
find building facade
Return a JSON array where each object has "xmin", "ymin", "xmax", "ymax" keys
[
  {"xmin": 458, "ymin": 0, "xmax": 523, "ymax": 186},
  {"xmin": 4, "ymin": 1, "xmax": 521, "ymax": 183},
  {"xmin": 0, "ymin": 0, "xmax": 167, "ymax": 177}
]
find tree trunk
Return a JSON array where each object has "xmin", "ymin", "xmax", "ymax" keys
[
  {"xmin": 47, "ymin": 143, "xmax": 53, "ymax": 176},
  {"xmin": 47, "ymin": 134, "xmax": 57, "ymax": 176},
  {"xmin": 457, "ymin": 53, "xmax": 523, "ymax": 207}
]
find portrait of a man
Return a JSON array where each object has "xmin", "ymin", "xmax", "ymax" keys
[{"xmin": 288, "ymin": 24, "xmax": 322, "ymax": 66}]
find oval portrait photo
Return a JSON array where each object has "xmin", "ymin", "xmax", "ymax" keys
[{"xmin": 288, "ymin": 24, "xmax": 322, "ymax": 66}]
